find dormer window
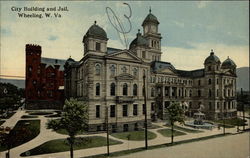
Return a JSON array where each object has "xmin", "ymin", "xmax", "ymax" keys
[{"xmin": 96, "ymin": 42, "xmax": 101, "ymax": 51}]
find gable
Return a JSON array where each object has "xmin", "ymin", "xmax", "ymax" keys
[{"xmin": 105, "ymin": 50, "xmax": 142, "ymax": 62}]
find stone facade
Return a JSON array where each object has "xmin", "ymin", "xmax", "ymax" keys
[{"xmin": 64, "ymin": 10, "xmax": 237, "ymax": 132}]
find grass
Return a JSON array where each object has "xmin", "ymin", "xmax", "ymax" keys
[
  {"xmin": 0, "ymin": 120, "xmax": 40, "ymax": 152},
  {"xmin": 55, "ymin": 128, "xmax": 86, "ymax": 135},
  {"xmin": 83, "ymin": 133, "xmax": 231, "ymax": 158},
  {"xmin": 21, "ymin": 115, "xmax": 38, "ymax": 119},
  {"xmin": 0, "ymin": 120, "xmax": 5, "ymax": 125},
  {"xmin": 111, "ymin": 130, "xmax": 157, "ymax": 141},
  {"xmin": 0, "ymin": 111, "xmax": 16, "ymax": 119},
  {"xmin": 215, "ymin": 118, "xmax": 247, "ymax": 128},
  {"xmin": 20, "ymin": 136, "xmax": 122, "ymax": 156},
  {"xmin": 165, "ymin": 125, "xmax": 203, "ymax": 133},
  {"xmin": 157, "ymin": 129, "xmax": 186, "ymax": 137},
  {"xmin": 45, "ymin": 113, "xmax": 61, "ymax": 118}
]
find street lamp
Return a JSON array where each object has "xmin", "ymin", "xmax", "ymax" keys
[{"xmin": 143, "ymin": 72, "xmax": 148, "ymax": 150}]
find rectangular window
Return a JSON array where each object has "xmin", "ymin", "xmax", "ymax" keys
[
  {"xmin": 133, "ymin": 104, "xmax": 138, "ymax": 116},
  {"xmin": 96, "ymin": 42, "xmax": 101, "ymax": 51},
  {"xmin": 151, "ymin": 102, "xmax": 155, "ymax": 111},
  {"xmin": 123, "ymin": 105, "xmax": 128, "ymax": 117},
  {"xmin": 142, "ymin": 51, "xmax": 146, "ymax": 58},
  {"xmin": 96, "ymin": 105, "xmax": 100, "ymax": 118},
  {"xmin": 143, "ymin": 104, "xmax": 146, "ymax": 115},
  {"xmin": 110, "ymin": 105, "xmax": 115, "ymax": 117}
]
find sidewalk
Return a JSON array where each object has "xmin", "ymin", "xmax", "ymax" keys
[{"xmin": 0, "ymin": 110, "xmax": 247, "ymax": 158}]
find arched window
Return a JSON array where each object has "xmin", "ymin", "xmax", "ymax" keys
[
  {"xmin": 95, "ymin": 64, "xmax": 101, "ymax": 75},
  {"xmin": 110, "ymin": 65, "xmax": 116, "ymax": 76},
  {"xmin": 123, "ymin": 83, "xmax": 128, "ymax": 96},
  {"xmin": 96, "ymin": 83, "xmax": 100, "ymax": 96},
  {"xmin": 110, "ymin": 83, "xmax": 115, "ymax": 96},
  {"xmin": 208, "ymin": 79, "xmax": 212, "ymax": 85},
  {"xmin": 133, "ymin": 84, "xmax": 138, "ymax": 96},
  {"xmin": 189, "ymin": 90, "xmax": 192, "ymax": 97}
]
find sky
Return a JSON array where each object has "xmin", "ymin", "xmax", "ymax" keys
[{"xmin": 0, "ymin": 1, "xmax": 249, "ymax": 78}]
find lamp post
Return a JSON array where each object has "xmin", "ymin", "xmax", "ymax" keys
[
  {"xmin": 105, "ymin": 107, "xmax": 110, "ymax": 156},
  {"xmin": 143, "ymin": 73, "xmax": 148, "ymax": 150}
]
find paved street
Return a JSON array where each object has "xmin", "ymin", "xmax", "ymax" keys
[
  {"xmin": 118, "ymin": 132, "xmax": 249, "ymax": 158},
  {"xmin": 0, "ymin": 109, "xmax": 249, "ymax": 158}
]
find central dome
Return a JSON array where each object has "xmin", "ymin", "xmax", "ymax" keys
[{"xmin": 84, "ymin": 21, "xmax": 107, "ymax": 40}]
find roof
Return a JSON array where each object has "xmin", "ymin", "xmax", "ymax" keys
[
  {"xmin": 41, "ymin": 57, "xmax": 66, "ymax": 71},
  {"xmin": 107, "ymin": 47, "xmax": 122, "ymax": 54},
  {"xmin": 176, "ymin": 69, "xmax": 205, "ymax": 78},
  {"xmin": 84, "ymin": 22, "xmax": 107, "ymax": 40},
  {"xmin": 129, "ymin": 31, "xmax": 148, "ymax": 49},
  {"xmin": 151, "ymin": 61, "xmax": 175, "ymax": 72},
  {"xmin": 142, "ymin": 9, "xmax": 159, "ymax": 26},
  {"xmin": 221, "ymin": 57, "xmax": 236, "ymax": 69},
  {"xmin": 204, "ymin": 51, "xmax": 221, "ymax": 65}
]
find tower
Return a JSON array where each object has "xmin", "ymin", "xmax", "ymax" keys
[{"xmin": 142, "ymin": 8, "xmax": 162, "ymax": 62}]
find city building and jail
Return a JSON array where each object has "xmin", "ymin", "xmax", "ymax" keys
[{"xmin": 62, "ymin": 9, "xmax": 237, "ymax": 132}]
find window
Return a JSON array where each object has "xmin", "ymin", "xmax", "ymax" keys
[
  {"xmin": 110, "ymin": 105, "xmax": 115, "ymax": 117},
  {"xmin": 209, "ymin": 89, "xmax": 212, "ymax": 97},
  {"xmin": 110, "ymin": 65, "xmax": 116, "ymax": 76},
  {"xmin": 209, "ymin": 102, "xmax": 212, "ymax": 110},
  {"xmin": 96, "ymin": 105, "xmax": 100, "ymax": 118},
  {"xmin": 95, "ymin": 64, "xmax": 101, "ymax": 75},
  {"xmin": 189, "ymin": 102, "xmax": 192, "ymax": 109},
  {"xmin": 216, "ymin": 78, "xmax": 219, "ymax": 84},
  {"xmin": 208, "ymin": 66, "xmax": 211, "ymax": 71},
  {"xmin": 96, "ymin": 42, "xmax": 101, "ymax": 51},
  {"xmin": 224, "ymin": 102, "xmax": 226, "ymax": 110},
  {"xmin": 142, "ymin": 51, "xmax": 146, "ymax": 58},
  {"xmin": 110, "ymin": 83, "xmax": 115, "ymax": 96},
  {"xmin": 28, "ymin": 66, "xmax": 32, "ymax": 72},
  {"xmin": 165, "ymin": 86, "xmax": 169, "ymax": 96},
  {"xmin": 121, "ymin": 66, "xmax": 127, "ymax": 73},
  {"xmin": 228, "ymin": 89, "xmax": 230, "ymax": 97},
  {"xmin": 143, "ymin": 104, "xmax": 146, "ymax": 115},
  {"xmin": 151, "ymin": 102, "xmax": 155, "ymax": 111},
  {"xmin": 198, "ymin": 90, "xmax": 201, "ymax": 97},
  {"xmin": 133, "ymin": 104, "xmax": 138, "ymax": 116},
  {"xmin": 216, "ymin": 89, "xmax": 219, "ymax": 97},
  {"xmin": 151, "ymin": 88, "xmax": 155, "ymax": 97},
  {"xmin": 123, "ymin": 124, "xmax": 128, "ymax": 132},
  {"xmin": 123, "ymin": 105, "xmax": 128, "ymax": 117},
  {"xmin": 96, "ymin": 83, "xmax": 100, "ymax": 96},
  {"xmin": 217, "ymin": 102, "xmax": 220, "ymax": 110},
  {"xmin": 123, "ymin": 83, "xmax": 128, "ymax": 96},
  {"xmin": 198, "ymin": 80, "xmax": 201, "ymax": 86},
  {"xmin": 189, "ymin": 90, "xmax": 192, "ymax": 97},
  {"xmin": 133, "ymin": 84, "xmax": 138, "ymax": 96},
  {"xmin": 133, "ymin": 68, "xmax": 138, "ymax": 76},
  {"xmin": 208, "ymin": 79, "xmax": 212, "ymax": 85}
]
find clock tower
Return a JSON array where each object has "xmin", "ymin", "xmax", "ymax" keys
[{"xmin": 142, "ymin": 8, "xmax": 162, "ymax": 62}]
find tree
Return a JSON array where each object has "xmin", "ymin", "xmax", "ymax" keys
[
  {"xmin": 47, "ymin": 98, "xmax": 88, "ymax": 158},
  {"xmin": 165, "ymin": 102, "xmax": 185, "ymax": 144}
]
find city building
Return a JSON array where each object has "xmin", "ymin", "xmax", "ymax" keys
[
  {"xmin": 64, "ymin": 9, "xmax": 237, "ymax": 132},
  {"xmin": 25, "ymin": 44, "xmax": 66, "ymax": 109}
]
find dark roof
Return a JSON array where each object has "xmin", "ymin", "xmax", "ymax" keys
[
  {"xmin": 84, "ymin": 22, "xmax": 107, "ymax": 40},
  {"xmin": 41, "ymin": 57, "xmax": 66, "ymax": 71},
  {"xmin": 176, "ymin": 69, "xmax": 205, "ymax": 78},
  {"xmin": 151, "ymin": 61, "xmax": 175, "ymax": 72},
  {"xmin": 142, "ymin": 11, "xmax": 159, "ymax": 26},
  {"xmin": 107, "ymin": 47, "xmax": 122, "ymax": 54},
  {"xmin": 221, "ymin": 57, "xmax": 236, "ymax": 69},
  {"xmin": 204, "ymin": 51, "xmax": 221, "ymax": 65},
  {"xmin": 129, "ymin": 31, "xmax": 148, "ymax": 49}
]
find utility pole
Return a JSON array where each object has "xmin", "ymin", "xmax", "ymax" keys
[
  {"xmin": 106, "ymin": 107, "xmax": 110, "ymax": 156},
  {"xmin": 241, "ymin": 88, "xmax": 245, "ymax": 130},
  {"xmin": 143, "ymin": 73, "xmax": 148, "ymax": 149}
]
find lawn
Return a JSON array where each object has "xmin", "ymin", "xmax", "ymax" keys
[
  {"xmin": 165, "ymin": 125, "xmax": 203, "ymax": 133},
  {"xmin": 157, "ymin": 129, "xmax": 186, "ymax": 137},
  {"xmin": 21, "ymin": 115, "xmax": 38, "ymax": 119},
  {"xmin": 0, "ymin": 111, "xmax": 16, "ymax": 119},
  {"xmin": 215, "ymin": 118, "xmax": 247, "ymax": 127},
  {"xmin": 28, "ymin": 111, "xmax": 54, "ymax": 115},
  {"xmin": 0, "ymin": 120, "xmax": 40, "ymax": 152},
  {"xmin": 55, "ymin": 128, "xmax": 86, "ymax": 135},
  {"xmin": 111, "ymin": 130, "xmax": 157, "ymax": 141},
  {"xmin": 20, "ymin": 136, "xmax": 122, "ymax": 156}
]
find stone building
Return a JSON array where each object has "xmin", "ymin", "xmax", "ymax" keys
[
  {"xmin": 25, "ymin": 44, "xmax": 66, "ymax": 109},
  {"xmin": 64, "ymin": 10, "xmax": 237, "ymax": 132}
]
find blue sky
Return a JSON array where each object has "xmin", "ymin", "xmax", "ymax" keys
[{"xmin": 0, "ymin": 1, "xmax": 249, "ymax": 77}]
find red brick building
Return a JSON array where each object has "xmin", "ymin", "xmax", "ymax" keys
[{"xmin": 25, "ymin": 44, "xmax": 66, "ymax": 109}]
